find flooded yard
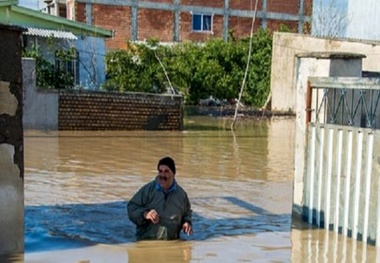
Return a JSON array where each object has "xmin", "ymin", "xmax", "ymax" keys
[{"xmin": 20, "ymin": 117, "xmax": 380, "ymax": 262}]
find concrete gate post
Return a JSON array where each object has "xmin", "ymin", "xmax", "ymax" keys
[
  {"xmin": 0, "ymin": 24, "xmax": 24, "ymax": 256},
  {"xmin": 292, "ymin": 52, "xmax": 365, "ymax": 218}
]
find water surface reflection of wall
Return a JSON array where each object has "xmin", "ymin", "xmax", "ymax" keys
[{"xmin": 267, "ymin": 118, "xmax": 295, "ymax": 181}]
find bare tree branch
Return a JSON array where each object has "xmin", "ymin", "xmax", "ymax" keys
[{"xmin": 312, "ymin": 0, "xmax": 349, "ymax": 38}]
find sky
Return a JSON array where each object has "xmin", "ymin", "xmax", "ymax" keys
[
  {"xmin": 18, "ymin": 0, "xmax": 42, "ymax": 10},
  {"xmin": 314, "ymin": 0, "xmax": 347, "ymax": 9}
]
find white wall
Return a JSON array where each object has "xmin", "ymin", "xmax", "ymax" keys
[
  {"xmin": 271, "ymin": 32, "xmax": 380, "ymax": 113},
  {"xmin": 347, "ymin": 0, "xmax": 380, "ymax": 40}
]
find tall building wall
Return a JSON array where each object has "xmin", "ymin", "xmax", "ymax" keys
[
  {"xmin": 74, "ymin": 0, "xmax": 311, "ymax": 50},
  {"xmin": 347, "ymin": 0, "xmax": 380, "ymax": 40}
]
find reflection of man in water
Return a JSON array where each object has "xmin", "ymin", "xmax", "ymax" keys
[
  {"xmin": 128, "ymin": 156, "xmax": 193, "ymax": 240},
  {"xmin": 127, "ymin": 241, "xmax": 192, "ymax": 263}
]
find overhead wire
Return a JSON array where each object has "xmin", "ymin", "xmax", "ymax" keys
[{"xmin": 231, "ymin": 0, "xmax": 259, "ymax": 130}]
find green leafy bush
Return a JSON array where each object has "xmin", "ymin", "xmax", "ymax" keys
[{"xmin": 103, "ymin": 29, "xmax": 273, "ymax": 108}]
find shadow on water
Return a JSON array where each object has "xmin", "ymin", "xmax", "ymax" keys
[
  {"xmin": 25, "ymin": 201, "xmax": 130, "ymax": 252},
  {"xmin": 191, "ymin": 196, "xmax": 290, "ymax": 241},
  {"xmin": 25, "ymin": 196, "xmax": 290, "ymax": 253}
]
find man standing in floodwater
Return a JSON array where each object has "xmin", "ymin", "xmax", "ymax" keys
[{"xmin": 127, "ymin": 156, "xmax": 193, "ymax": 240}]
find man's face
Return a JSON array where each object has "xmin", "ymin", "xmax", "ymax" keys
[{"xmin": 157, "ymin": 164, "xmax": 174, "ymax": 190}]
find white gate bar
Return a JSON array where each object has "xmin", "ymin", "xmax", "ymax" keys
[
  {"xmin": 351, "ymin": 241, "xmax": 357, "ymax": 262},
  {"xmin": 324, "ymin": 229, "xmax": 329, "ymax": 263},
  {"xmin": 317, "ymin": 126, "xmax": 325, "ymax": 227},
  {"xmin": 307, "ymin": 235, "xmax": 312, "ymax": 263},
  {"xmin": 309, "ymin": 77, "xmax": 380, "ymax": 89},
  {"xmin": 363, "ymin": 133, "xmax": 374, "ymax": 243},
  {"xmin": 325, "ymin": 128, "xmax": 334, "ymax": 229},
  {"xmin": 342, "ymin": 236, "xmax": 348, "ymax": 262},
  {"xmin": 308, "ymin": 125, "xmax": 317, "ymax": 224},
  {"xmin": 362, "ymin": 245, "xmax": 367, "ymax": 263},
  {"xmin": 334, "ymin": 129, "xmax": 343, "ymax": 232},
  {"xmin": 333, "ymin": 232, "xmax": 339, "ymax": 263},
  {"xmin": 352, "ymin": 131, "xmax": 363, "ymax": 240},
  {"xmin": 343, "ymin": 130, "xmax": 353, "ymax": 236}
]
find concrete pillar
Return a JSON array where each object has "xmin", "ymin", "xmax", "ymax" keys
[
  {"xmin": 0, "ymin": 24, "xmax": 24, "ymax": 256},
  {"xmin": 22, "ymin": 58, "xmax": 59, "ymax": 130},
  {"xmin": 292, "ymin": 52, "xmax": 365, "ymax": 218}
]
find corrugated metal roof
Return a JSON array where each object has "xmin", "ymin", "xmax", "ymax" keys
[{"xmin": 24, "ymin": 27, "xmax": 77, "ymax": 40}]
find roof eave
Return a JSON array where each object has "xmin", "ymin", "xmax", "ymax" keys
[
  {"xmin": 0, "ymin": 1, "xmax": 17, "ymax": 7},
  {"xmin": 11, "ymin": 5, "xmax": 112, "ymax": 38}
]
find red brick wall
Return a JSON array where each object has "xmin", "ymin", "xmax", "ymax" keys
[
  {"xmin": 267, "ymin": 20, "xmax": 298, "ymax": 32},
  {"xmin": 75, "ymin": 3, "xmax": 86, "ymax": 23},
  {"xmin": 138, "ymin": 9, "xmax": 174, "ymax": 41},
  {"xmin": 59, "ymin": 91, "xmax": 183, "ymax": 130},
  {"xmin": 304, "ymin": 0, "xmax": 313, "ymax": 16},
  {"xmin": 179, "ymin": 12, "xmax": 192, "ymax": 40},
  {"xmin": 229, "ymin": 16, "xmax": 262, "ymax": 39},
  {"xmin": 93, "ymin": 4, "xmax": 131, "ymax": 50},
  {"xmin": 268, "ymin": 1, "xmax": 299, "ymax": 14},
  {"xmin": 211, "ymin": 15, "xmax": 224, "ymax": 38}
]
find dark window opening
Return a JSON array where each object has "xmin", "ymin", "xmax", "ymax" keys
[{"xmin": 192, "ymin": 14, "xmax": 212, "ymax": 32}]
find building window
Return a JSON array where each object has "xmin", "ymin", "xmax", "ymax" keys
[
  {"xmin": 55, "ymin": 49, "xmax": 79, "ymax": 85},
  {"xmin": 192, "ymin": 13, "xmax": 212, "ymax": 32},
  {"xmin": 57, "ymin": 3, "xmax": 67, "ymax": 18}
]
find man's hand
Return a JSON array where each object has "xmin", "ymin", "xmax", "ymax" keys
[
  {"xmin": 182, "ymin": 222, "xmax": 193, "ymax": 235},
  {"xmin": 144, "ymin": 209, "xmax": 160, "ymax": 224}
]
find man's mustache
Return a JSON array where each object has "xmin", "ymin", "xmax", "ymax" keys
[{"xmin": 158, "ymin": 175, "xmax": 168, "ymax": 181}]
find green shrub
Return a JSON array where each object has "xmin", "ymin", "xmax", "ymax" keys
[{"xmin": 103, "ymin": 29, "xmax": 273, "ymax": 108}]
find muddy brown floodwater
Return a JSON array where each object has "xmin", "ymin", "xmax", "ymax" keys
[{"xmin": 18, "ymin": 117, "xmax": 380, "ymax": 262}]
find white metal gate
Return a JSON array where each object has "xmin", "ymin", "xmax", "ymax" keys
[{"xmin": 304, "ymin": 77, "xmax": 380, "ymax": 245}]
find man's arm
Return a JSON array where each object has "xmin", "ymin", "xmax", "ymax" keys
[
  {"xmin": 181, "ymin": 192, "xmax": 193, "ymax": 234},
  {"xmin": 127, "ymin": 187, "xmax": 150, "ymax": 226}
]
